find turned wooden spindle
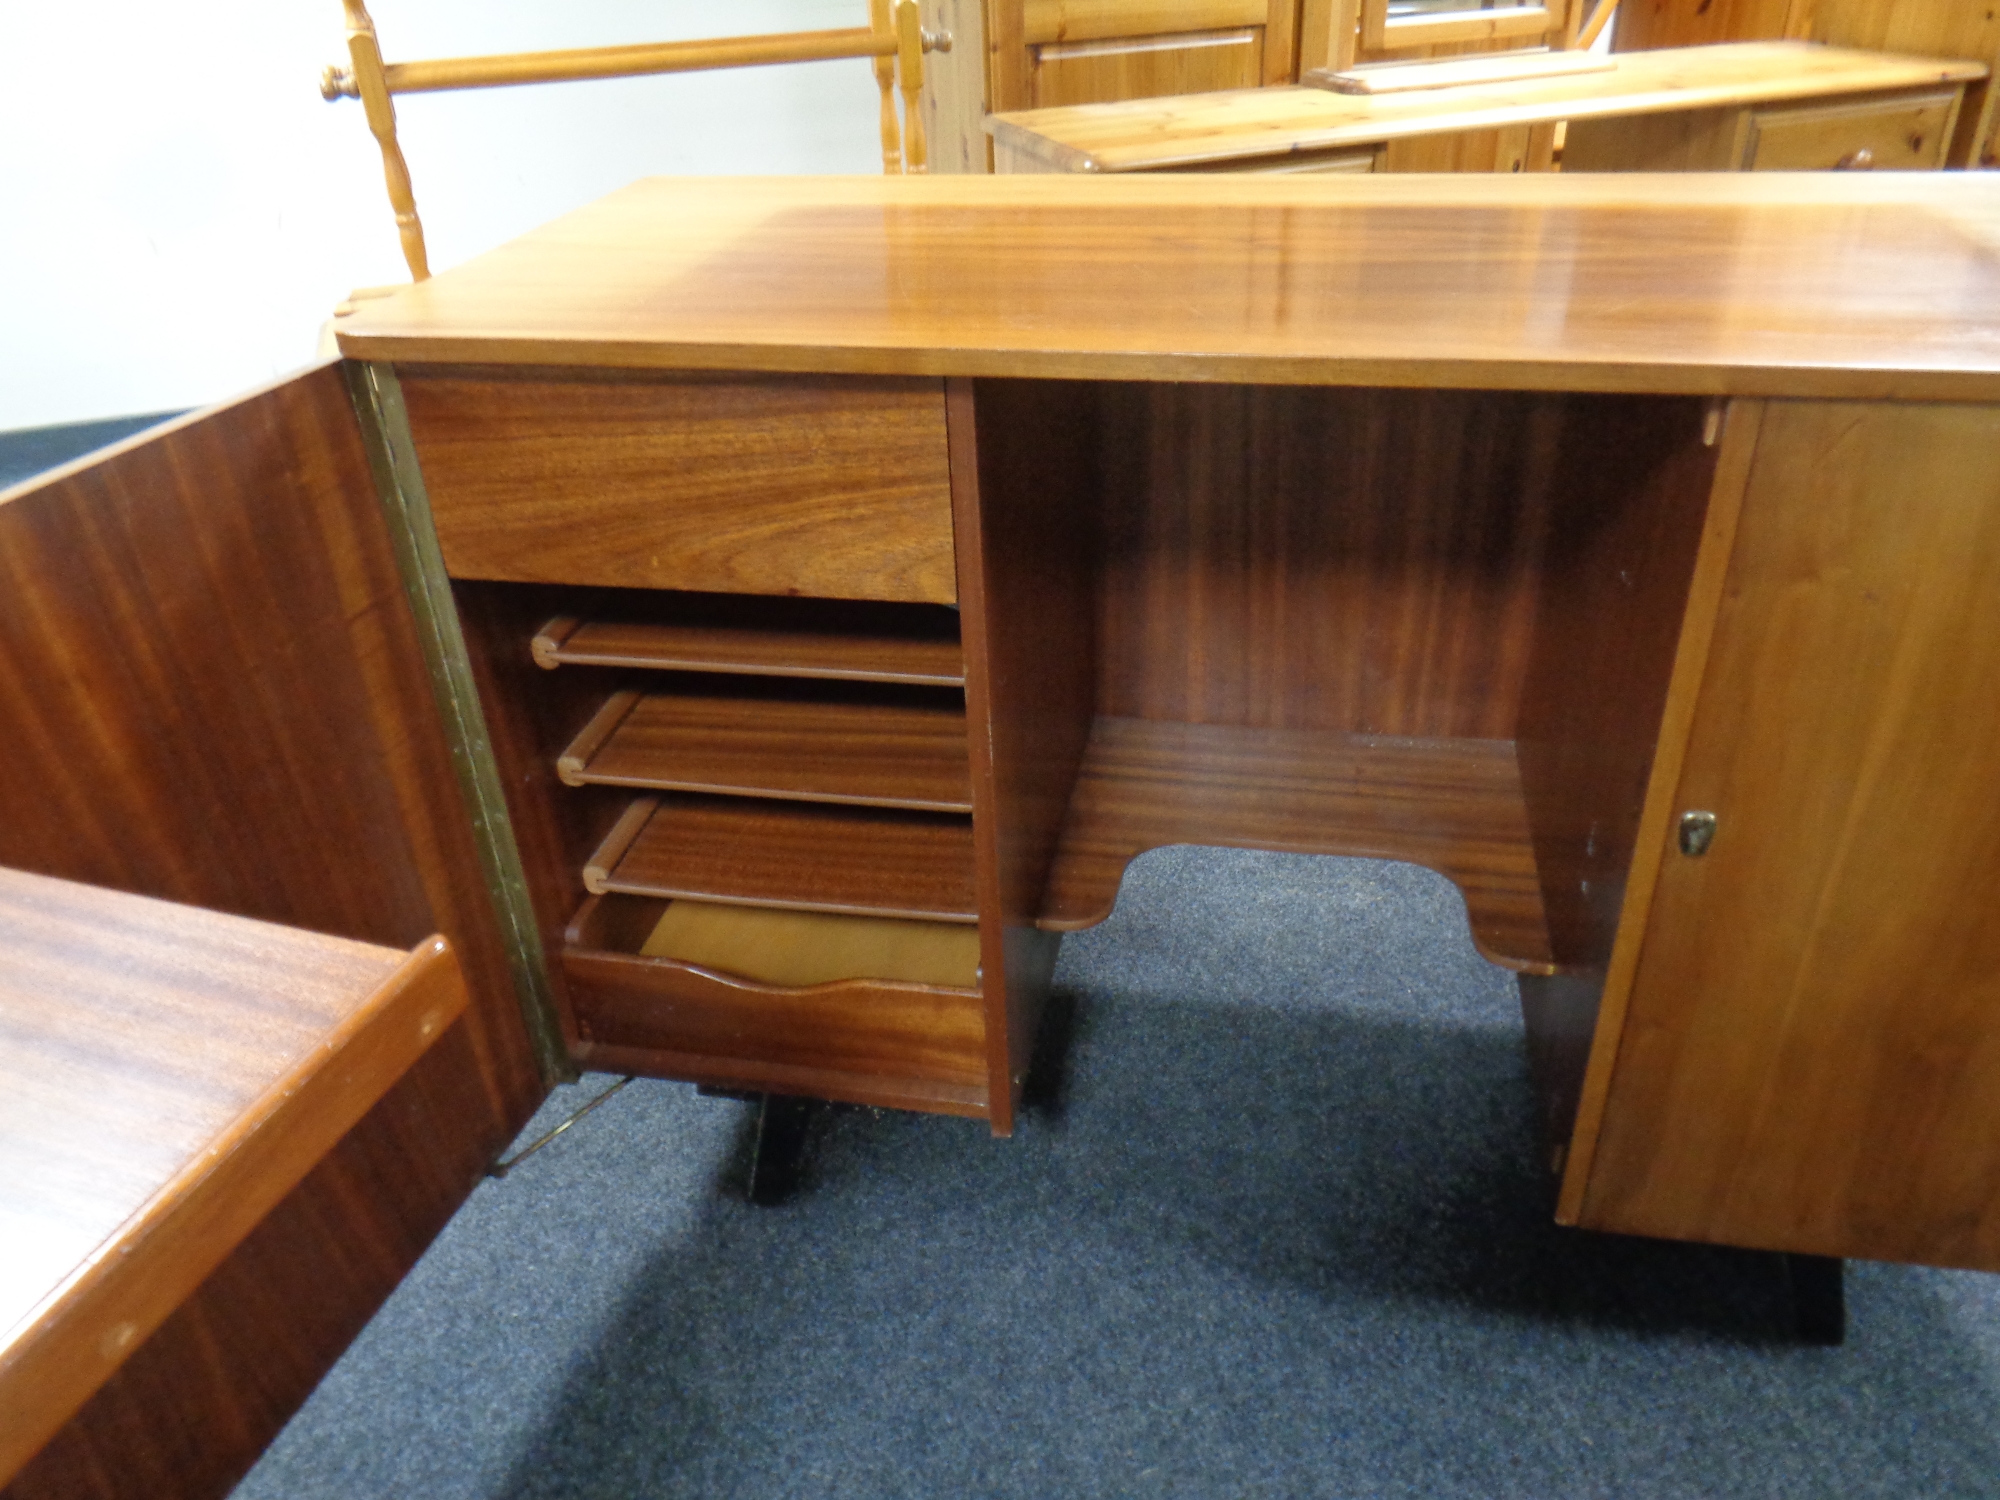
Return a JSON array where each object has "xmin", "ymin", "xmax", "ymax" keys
[
  {"xmin": 870, "ymin": 0, "xmax": 904, "ymax": 174},
  {"xmin": 895, "ymin": 0, "xmax": 927, "ymax": 174},
  {"xmin": 340, "ymin": 0, "xmax": 430, "ymax": 280}
]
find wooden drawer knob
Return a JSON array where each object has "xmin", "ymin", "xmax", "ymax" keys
[{"xmin": 1834, "ymin": 147, "xmax": 1876, "ymax": 170}]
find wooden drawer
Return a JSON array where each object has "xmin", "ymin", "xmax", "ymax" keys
[
  {"xmin": 561, "ymin": 895, "xmax": 988, "ymax": 1102},
  {"xmin": 400, "ymin": 369, "xmax": 957, "ymax": 603},
  {"xmin": 1742, "ymin": 89, "xmax": 1958, "ymax": 172}
]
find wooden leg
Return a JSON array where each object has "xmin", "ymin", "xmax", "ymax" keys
[
  {"xmin": 745, "ymin": 1093, "xmax": 816, "ymax": 1206},
  {"xmin": 1784, "ymin": 1253, "xmax": 1846, "ymax": 1346}
]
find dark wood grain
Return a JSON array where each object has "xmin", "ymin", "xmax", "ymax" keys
[
  {"xmin": 401, "ymin": 367, "xmax": 958, "ymax": 602},
  {"xmin": 1515, "ymin": 395, "xmax": 1719, "ymax": 967},
  {"xmin": 0, "ymin": 872, "xmax": 465, "ymax": 1486},
  {"xmin": 1510, "ymin": 394, "xmax": 1720, "ymax": 1160},
  {"xmin": 1040, "ymin": 716, "xmax": 1554, "ymax": 972},
  {"xmin": 1577, "ymin": 400, "xmax": 2000, "ymax": 1270},
  {"xmin": 589, "ymin": 795, "xmax": 978, "ymax": 922},
  {"xmin": 6, "ymin": 1020, "xmax": 498, "ymax": 1500},
  {"xmin": 0, "ymin": 366, "xmax": 542, "ymax": 1497},
  {"xmin": 1095, "ymin": 383, "xmax": 1563, "ymax": 740},
  {"xmin": 560, "ymin": 682, "xmax": 973, "ymax": 811},
  {"xmin": 951, "ymin": 378, "xmax": 1101, "ymax": 1135},
  {"xmin": 533, "ymin": 606, "xmax": 964, "ymax": 685},
  {"xmin": 562, "ymin": 894, "xmax": 986, "ymax": 1092}
]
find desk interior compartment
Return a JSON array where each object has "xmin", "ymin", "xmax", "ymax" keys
[
  {"xmin": 562, "ymin": 892, "xmax": 988, "ymax": 1112},
  {"xmin": 954, "ymin": 378, "xmax": 1733, "ymax": 1155}
]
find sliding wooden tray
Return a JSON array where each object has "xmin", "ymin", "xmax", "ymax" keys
[
  {"xmin": 562, "ymin": 893, "xmax": 987, "ymax": 1115},
  {"xmin": 533, "ymin": 609, "xmax": 964, "ymax": 686},
  {"xmin": 556, "ymin": 685, "xmax": 972, "ymax": 811},
  {"xmin": 583, "ymin": 794, "xmax": 979, "ymax": 922},
  {"xmin": 1040, "ymin": 717, "xmax": 1554, "ymax": 973}
]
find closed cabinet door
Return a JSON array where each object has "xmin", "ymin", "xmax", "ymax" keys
[
  {"xmin": 992, "ymin": 0, "xmax": 1300, "ymax": 109},
  {"xmin": 1575, "ymin": 399, "xmax": 2000, "ymax": 1271},
  {"xmin": 1741, "ymin": 88, "xmax": 1959, "ymax": 170}
]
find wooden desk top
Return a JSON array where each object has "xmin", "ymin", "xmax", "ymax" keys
[
  {"xmin": 988, "ymin": 43, "xmax": 1988, "ymax": 173},
  {"xmin": 337, "ymin": 174, "xmax": 2000, "ymax": 401},
  {"xmin": 0, "ymin": 869, "xmax": 466, "ymax": 1484}
]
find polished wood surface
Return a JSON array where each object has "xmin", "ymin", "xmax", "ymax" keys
[
  {"xmin": 0, "ymin": 365, "xmax": 543, "ymax": 1497},
  {"xmin": 563, "ymin": 895, "xmax": 986, "ymax": 1098},
  {"xmin": 951, "ymin": 378, "xmax": 1101, "ymax": 1133},
  {"xmin": 336, "ymin": 174, "xmax": 2000, "ymax": 402},
  {"xmin": 1570, "ymin": 400, "xmax": 2000, "ymax": 1270},
  {"xmin": 400, "ymin": 368, "xmax": 957, "ymax": 602},
  {"xmin": 585, "ymin": 795, "xmax": 979, "ymax": 922},
  {"xmin": 0, "ymin": 875, "xmax": 464, "ymax": 1487},
  {"xmin": 532, "ymin": 608, "xmax": 964, "ymax": 685},
  {"xmin": 1040, "ymin": 717, "xmax": 1554, "ymax": 971},
  {"xmin": 987, "ymin": 41, "xmax": 1982, "ymax": 171},
  {"xmin": 555, "ymin": 682, "xmax": 974, "ymax": 811}
]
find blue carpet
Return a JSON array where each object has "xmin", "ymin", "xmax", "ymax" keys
[
  {"xmin": 0, "ymin": 412, "xmax": 185, "ymax": 491},
  {"xmin": 232, "ymin": 848, "xmax": 2000, "ymax": 1498}
]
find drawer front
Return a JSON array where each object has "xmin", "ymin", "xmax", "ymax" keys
[
  {"xmin": 401, "ymin": 370, "xmax": 957, "ymax": 603},
  {"xmin": 1743, "ymin": 89, "xmax": 1957, "ymax": 172},
  {"xmin": 563, "ymin": 947, "xmax": 988, "ymax": 1089}
]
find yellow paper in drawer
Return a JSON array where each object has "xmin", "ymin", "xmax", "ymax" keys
[{"xmin": 640, "ymin": 901, "xmax": 979, "ymax": 990}]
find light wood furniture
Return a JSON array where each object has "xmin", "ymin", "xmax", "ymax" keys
[
  {"xmin": 925, "ymin": 0, "xmax": 1590, "ymax": 170},
  {"xmin": 7, "ymin": 169, "xmax": 2000, "ymax": 1484},
  {"xmin": 322, "ymin": 0, "xmax": 946, "ymax": 280},
  {"xmin": 0, "ymin": 870, "xmax": 467, "ymax": 1492},
  {"xmin": 1613, "ymin": 0, "xmax": 2000, "ymax": 167},
  {"xmin": 986, "ymin": 40, "xmax": 1985, "ymax": 172}
]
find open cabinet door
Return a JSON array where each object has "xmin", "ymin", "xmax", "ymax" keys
[{"xmin": 0, "ymin": 362, "xmax": 552, "ymax": 1499}]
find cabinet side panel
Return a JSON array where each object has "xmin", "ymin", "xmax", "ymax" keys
[
  {"xmin": 953, "ymin": 378, "xmax": 1100, "ymax": 1131},
  {"xmin": 1579, "ymin": 400, "xmax": 2000, "ymax": 1270},
  {"xmin": 1512, "ymin": 395, "xmax": 1717, "ymax": 1166},
  {"xmin": 0, "ymin": 364, "xmax": 543, "ymax": 1494}
]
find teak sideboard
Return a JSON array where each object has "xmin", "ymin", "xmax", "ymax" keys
[{"xmin": 4, "ymin": 171, "xmax": 2000, "ymax": 1491}]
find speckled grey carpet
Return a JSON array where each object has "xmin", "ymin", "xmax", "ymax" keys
[
  {"xmin": 232, "ymin": 848, "xmax": 2000, "ymax": 1499},
  {"xmin": 0, "ymin": 412, "xmax": 181, "ymax": 490}
]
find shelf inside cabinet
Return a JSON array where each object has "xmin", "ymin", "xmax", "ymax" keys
[
  {"xmin": 533, "ymin": 606, "xmax": 964, "ymax": 686},
  {"xmin": 556, "ymin": 683, "xmax": 972, "ymax": 811},
  {"xmin": 1040, "ymin": 717, "xmax": 1555, "ymax": 973},
  {"xmin": 584, "ymin": 794, "xmax": 978, "ymax": 922}
]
